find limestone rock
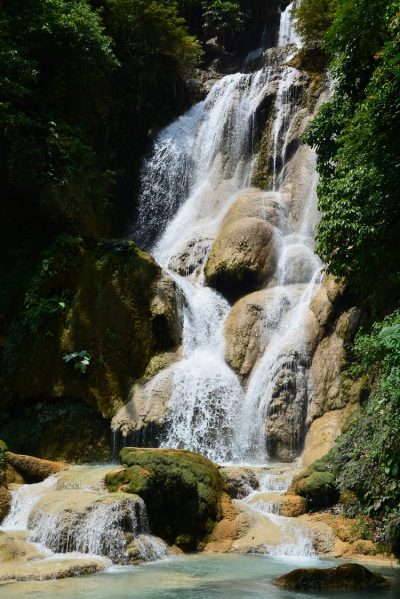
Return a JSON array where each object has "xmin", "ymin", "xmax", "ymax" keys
[
  {"xmin": 106, "ymin": 447, "xmax": 224, "ymax": 550},
  {"xmin": 111, "ymin": 365, "xmax": 175, "ymax": 438},
  {"xmin": 0, "ymin": 531, "xmax": 44, "ymax": 563},
  {"xmin": 224, "ymin": 288, "xmax": 293, "ymax": 378},
  {"xmin": 280, "ymin": 494, "xmax": 308, "ymax": 517},
  {"xmin": 205, "ymin": 217, "xmax": 276, "ymax": 301},
  {"xmin": 5, "ymin": 452, "xmax": 66, "ymax": 482},
  {"xmin": 150, "ymin": 275, "xmax": 182, "ymax": 348},
  {"xmin": 307, "ymin": 306, "xmax": 362, "ymax": 424},
  {"xmin": 205, "ymin": 189, "xmax": 282, "ymax": 301},
  {"xmin": 0, "ymin": 487, "xmax": 11, "ymax": 522},
  {"xmin": 301, "ymin": 407, "xmax": 356, "ymax": 467},
  {"xmin": 5, "ymin": 464, "xmax": 25, "ymax": 485},
  {"xmin": 219, "ymin": 466, "xmax": 259, "ymax": 499},
  {"xmin": 274, "ymin": 564, "xmax": 390, "ymax": 590},
  {"xmin": 29, "ymin": 489, "xmax": 151, "ymax": 563},
  {"xmin": 0, "ymin": 556, "xmax": 107, "ymax": 582}
]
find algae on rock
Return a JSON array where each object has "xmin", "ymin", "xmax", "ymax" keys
[
  {"xmin": 106, "ymin": 448, "xmax": 224, "ymax": 550},
  {"xmin": 0, "ymin": 236, "xmax": 181, "ymax": 461}
]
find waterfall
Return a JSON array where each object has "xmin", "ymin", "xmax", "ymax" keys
[
  {"xmin": 278, "ymin": 2, "xmax": 302, "ymax": 48},
  {"xmin": 121, "ymin": 1, "xmax": 322, "ymax": 466},
  {"xmin": 1, "ymin": 467, "xmax": 168, "ymax": 565}
]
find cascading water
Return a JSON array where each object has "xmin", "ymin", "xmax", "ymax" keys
[
  {"xmin": 127, "ymin": 0, "xmax": 323, "ymax": 470},
  {"xmin": 1, "ymin": 467, "xmax": 168, "ymax": 565}
]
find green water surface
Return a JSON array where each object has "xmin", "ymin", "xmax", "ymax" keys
[{"xmin": 0, "ymin": 554, "xmax": 399, "ymax": 599}]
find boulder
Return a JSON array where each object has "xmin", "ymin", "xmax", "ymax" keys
[
  {"xmin": 219, "ymin": 466, "xmax": 259, "ymax": 499},
  {"xmin": 290, "ymin": 457, "xmax": 339, "ymax": 509},
  {"xmin": 280, "ymin": 494, "xmax": 308, "ymax": 517},
  {"xmin": 205, "ymin": 190, "xmax": 282, "ymax": 302},
  {"xmin": 205, "ymin": 217, "xmax": 276, "ymax": 301},
  {"xmin": 224, "ymin": 288, "xmax": 293, "ymax": 378},
  {"xmin": 274, "ymin": 564, "xmax": 390, "ymax": 590},
  {"xmin": 5, "ymin": 452, "xmax": 66, "ymax": 482},
  {"xmin": 106, "ymin": 447, "xmax": 224, "ymax": 550}
]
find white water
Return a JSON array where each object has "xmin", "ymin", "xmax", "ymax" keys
[
  {"xmin": 129, "ymin": 2, "xmax": 321, "ymax": 470},
  {"xmin": 1, "ymin": 468, "xmax": 168, "ymax": 565},
  {"xmin": 278, "ymin": 1, "xmax": 302, "ymax": 48},
  {"xmin": 240, "ymin": 466, "xmax": 316, "ymax": 558}
]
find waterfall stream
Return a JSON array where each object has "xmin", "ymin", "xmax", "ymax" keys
[
  {"xmin": 124, "ymin": 0, "xmax": 322, "ymax": 467},
  {"xmin": 1, "ymin": 467, "xmax": 168, "ymax": 566}
]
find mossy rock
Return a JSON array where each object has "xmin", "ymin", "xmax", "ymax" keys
[
  {"xmin": 291, "ymin": 456, "xmax": 339, "ymax": 509},
  {"xmin": 106, "ymin": 448, "xmax": 224, "ymax": 550},
  {"xmin": 1, "ymin": 236, "xmax": 181, "ymax": 428},
  {"xmin": 274, "ymin": 564, "xmax": 390, "ymax": 591}
]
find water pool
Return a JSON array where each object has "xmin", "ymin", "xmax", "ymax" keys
[{"xmin": 0, "ymin": 553, "xmax": 398, "ymax": 599}]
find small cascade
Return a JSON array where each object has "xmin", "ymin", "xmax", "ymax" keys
[
  {"xmin": 278, "ymin": 2, "xmax": 302, "ymax": 48},
  {"xmin": 159, "ymin": 276, "xmax": 244, "ymax": 462},
  {"xmin": 239, "ymin": 465, "xmax": 316, "ymax": 558},
  {"xmin": 1, "ymin": 467, "xmax": 168, "ymax": 566}
]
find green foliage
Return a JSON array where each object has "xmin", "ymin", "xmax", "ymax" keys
[
  {"xmin": 63, "ymin": 350, "xmax": 91, "ymax": 374},
  {"xmin": 203, "ymin": 1, "xmax": 244, "ymax": 37},
  {"xmin": 331, "ymin": 310, "xmax": 400, "ymax": 552},
  {"xmin": 305, "ymin": 0, "xmax": 400, "ymax": 297},
  {"xmin": 293, "ymin": 0, "xmax": 337, "ymax": 47},
  {"xmin": 0, "ymin": 0, "xmax": 201, "ymax": 237}
]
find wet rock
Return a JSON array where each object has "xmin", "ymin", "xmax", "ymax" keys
[
  {"xmin": 106, "ymin": 447, "xmax": 224, "ymax": 550},
  {"xmin": 265, "ymin": 351, "xmax": 311, "ymax": 462},
  {"xmin": 0, "ymin": 487, "xmax": 11, "ymax": 522},
  {"xmin": 280, "ymin": 494, "xmax": 308, "ymax": 517},
  {"xmin": 205, "ymin": 189, "xmax": 282, "ymax": 302},
  {"xmin": 219, "ymin": 466, "xmax": 259, "ymax": 499},
  {"xmin": 0, "ymin": 556, "xmax": 107, "ymax": 582},
  {"xmin": 205, "ymin": 217, "xmax": 277, "ymax": 302},
  {"xmin": 29, "ymin": 489, "xmax": 152, "ymax": 563},
  {"xmin": 224, "ymin": 288, "xmax": 293, "ymax": 378},
  {"xmin": 168, "ymin": 237, "xmax": 212, "ymax": 277},
  {"xmin": 274, "ymin": 563, "xmax": 390, "ymax": 590},
  {"xmin": 0, "ymin": 531, "xmax": 44, "ymax": 563},
  {"xmin": 5, "ymin": 452, "xmax": 66, "ymax": 482},
  {"xmin": 111, "ymin": 365, "xmax": 175, "ymax": 438}
]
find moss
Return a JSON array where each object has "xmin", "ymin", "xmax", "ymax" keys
[
  {"xmin": 0, "ymin": 235, "xmax": 180, "ymax": 458},
  {"xmin": 105, "ymin": 448, "xmax": 224, "ymax": 550},
  {"xmin": 292, "ymin": 454, "xmax": 339, "ymax": 509}
]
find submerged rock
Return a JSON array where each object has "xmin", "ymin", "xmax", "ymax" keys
[
  {"xmin": 274, "ymin": 563, "xmax": 390, "ymax": 590},
  {"xmin": 106, "ymin": 447, "xmax": 224, "ymax": 550}
]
